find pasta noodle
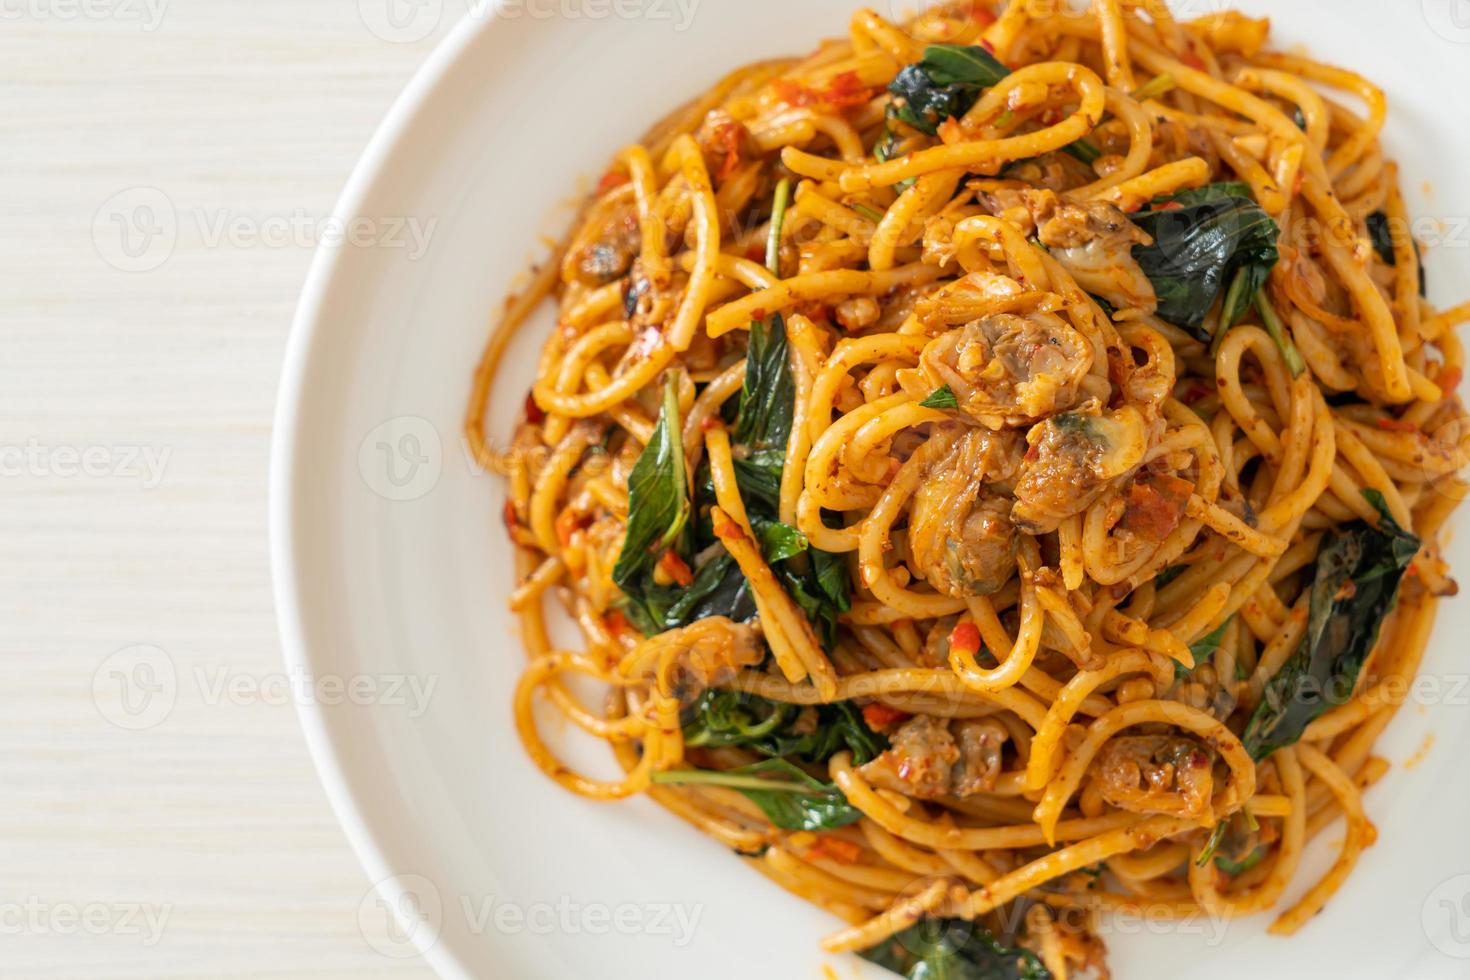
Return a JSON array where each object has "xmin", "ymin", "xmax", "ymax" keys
[{"xmin": 467, "ymin": 3, "xmax": 1467, "ymax": 973}]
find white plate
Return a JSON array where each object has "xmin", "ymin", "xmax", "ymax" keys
[{"xmin": 271, "ymin": 2, "xmax": 1470, "ymax": 976}]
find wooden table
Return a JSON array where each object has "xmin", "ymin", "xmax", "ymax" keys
[{"xmin": 0, "ymin": 4, "xmax": 457, "ymax": 975}]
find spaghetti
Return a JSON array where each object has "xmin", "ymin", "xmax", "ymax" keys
[{"xmin": 467, "ymin": 3, "xmax": 1469, "ymax": 975}]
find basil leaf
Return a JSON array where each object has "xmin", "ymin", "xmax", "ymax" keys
[
  {"xmin": 1242, "ymin": 490, "xmax": 1420, "ymax": 760},
  {"xmin": 1176, "ymin": 618, "xmax": 1232, "ymax": 681},
  {"xmin": 1195, "ymin": 819, "xmax": 1228, "ymax": 867},
  {"xmin": 757, "ymin": 519, "xmax": 809, "ymax": 564},
  {"xmin": 1367, "ymin": 210, "xmax": 1397, "ymax": 266},
  {"xmin": 1254, "ymin": 291, "xmax": 1306, "ymax": 377},
  {"xmin": 663, "ymin": 553, "xmax": 756, "ymax": 628},
  {"xmin": 921, "ymin": 384, "xmax": 960, "ymax": 410},
  {"xmin": 612, "ymin": 377, "xmax": 692, "ymax": 632},
  {"xmin": 1155, "ymin": 564, "xmax": 1186, "ymax": 588},
  {"xmin": 733, "ymin": 314, "xmax": 795, "ymax": 454},
  {"xmin": 860, "ymin": 918, "xmax": 1052, "ymax": 980},
  {"xmin": 766, "ymin": 177, "xmax": 791, "ymax": 277},
  {"xmin": 1131, "ymin": 183, "xmax": 1281, "ymax": 340},
  {"xmin": 889, "ymin": 45, "xmax": 1009, "ymax": 135},
  {"xmin": 1367, "ymin": 209, "xmax": 1427, "ymax": 297},
  {"xmin": 724, "ymin": 313, "xmax": 851, "ymax": 648},
  {"xmin": 887, "ymin": 44, "xmax": 1099, "ymax": 164},
  {"xmin": 1216, "ymin": 845, "xmax": 1267, "ymax": 876},
  {"xmin": 651, "ymin": 759, "xmax": 861, "ymax": 831},
  {"xmin": 682, "ymin": 689, "xmax": 888, "ymax": 765}
]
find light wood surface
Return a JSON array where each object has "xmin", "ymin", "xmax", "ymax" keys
[{"xmin": 0, "ymin": 4, "xmax": 460, "ymax": 976}]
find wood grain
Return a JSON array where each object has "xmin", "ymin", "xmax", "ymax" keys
[{"xmin": 0, "ymin": 3, "xmax": 462, "ymax": 975}]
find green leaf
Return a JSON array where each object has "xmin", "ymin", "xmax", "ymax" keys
[
  {"xmin": 1367, "ymin": 210, "xmax": 1397, "ymax": 266},
  {"xmin": 1242, "ymin": 490, "xmax": 1420, "ymax": 760},
  {"xmin": 859, "ymin": 918, "xmax": 1052, "ymax": 980},
  {"xmin": 725, "ymin": 313, "xmax": 851, "ymax": 649},
  {"xmin": 663, "ymin": 552, "xmax": 755, "ymax": 627},
  {"xmin": 1131, "ymin": 183, "xmax": 1281, "ymax": 340},
  {"xmin": 1367, "ymin": 209, "xmax": 1427, "ymax": 297},
  {"xmin": 1176, "ymin": 618, "xmax": 1232, "ymax": 681},
  {"xmin": 1216, "ymin": 845, "xmax": 1267, "ymax": 876},
  {"xmin": 1063, "ymin": 138, "xmax": 1102, "ymax": 165},
  {"xmin": 733, "ymin": 314, "xmax": 795, "ymax": 454},
  {"xmin": 1254, "ymin": 291, "xmax": 1305, "ymax": 377},
  {"xmin": 651, "ymin": 759, "xmax": 862, "ymax": 831},
  {"xmin": 1155, "ymin": 564, "xmax": 1186, "ymax": 588},
  {"xmin": 887, "ymin": 44, "xmax": 1097, "ymax": 166},
  {"xmin": 888, "ymin": 45, "xmax": 1009, "ymax": 135},
  {"xmin": 612, "ymin": 377, "xmax": 692, "ymax": 632},
  {"xmin": 681, "ymin": 689, "xmax": 888, "ymax": 765},
  {"xmin": 1130, "ymin": 72, "xmax": 1176, "ymax": 102},
  {"xmin": 1195, "ymin": 819, "xmax": 1228, "ymax": 867},
  {"xmin": 921, "ymin": 385, "xmax": 960, "ymax": 410},
  {"xmin": 766, "ymin": 177, "xmax": 791, "ymax": 277},
  {"xmin": 758, "ymin": 520, "xmax": 809, "ymax": 564}
]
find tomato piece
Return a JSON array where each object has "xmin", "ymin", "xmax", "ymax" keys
[
  {"xmin": 774, "ymin": 71, "xmax": 875, "ymax": 111},
  {"xmin": 656, "ymin": 548, "xmax": 694, "ymax": 587},
  {"xmin": 862, "ymin": 703, "xmax": 912, "ymax": 731},
  {"xmin": 1438, "ymin": 366, "xmax": 1463, "ymax": 397},
  {"xmin": 1121, "ymin": 473, "xmax": 1195, "ymax": 541},
  {"xmin": 596, "ymin": 170, "xmax": 629, "ymax": 195},
  {"xmin": 948, "ymin": 621, "xmax": 982, "ymax": 657},
  {"xmin": 807, "ymin": 836, "xmax": 863, "ymax": 864},
  {"xmin": 555, "ymin": 509, "xmax": 592, "ymax": 548}
]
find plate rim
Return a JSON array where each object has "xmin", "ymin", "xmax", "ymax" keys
[{"xmin": 268, "ymin": 11, "xmax": 493, "ymax": 979}]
